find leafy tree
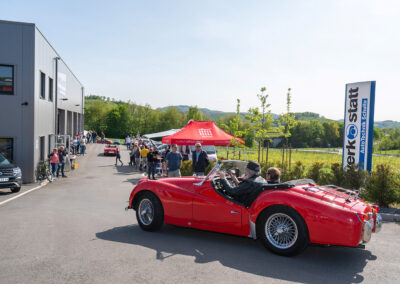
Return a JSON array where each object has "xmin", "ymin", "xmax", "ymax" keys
[
  {"xmin": 105, "ymin": 104, "xmax": 133, "ymax": 137},
  {"xmin": 246, "ymin": 87, "xmax": 280, "ymax": 161},
  {"xmin": 322, "ymin": 121, "xmax": 340, "ymax": 147},
  {"xmin": 187, "ymin": 106, "xmax": 203, "ymax": 121},
  {"xmin": 280, "ymin": 88, "xmax": 296, "ymax": 145}
]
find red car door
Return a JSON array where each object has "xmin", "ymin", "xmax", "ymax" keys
[{"xmin": 192, "ymin": 186, "xmax": 243, "ymax": 234}]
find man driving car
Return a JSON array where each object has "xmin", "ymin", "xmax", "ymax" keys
[{"xmin": 219, "ymin": 161, "xmax": 267, "ymax": 205}]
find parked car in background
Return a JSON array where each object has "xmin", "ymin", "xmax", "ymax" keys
[
  {"xmin": 113, "ymin": 139, "xmax": 121, "ymax": 145},
  {"xmin": 156, "ymin": 144, "xmax": 170, "ymax": 153},
  {"xmin": 189, "ymin": 145, "xmax": 218, "ymax": 162},
  {"xmin": 97, "ymin": 139, "xmax": 113, "ymax": 144},
  {"xmin": 104, "ymin": 145, "xmax": 117, "ymax": 156},
  {"xmin": 0, "ymin": 153, "xmax": 22, "ymax": 193}
]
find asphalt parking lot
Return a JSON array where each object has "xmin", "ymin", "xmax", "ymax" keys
[{"xmin": 0, "ymin": 143, "xmax": 399, "ymax": 284}]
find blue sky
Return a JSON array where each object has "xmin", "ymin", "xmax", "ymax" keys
[{"xmin": 2, "ymin": 0, "xmax": 400, "ymax": 120}]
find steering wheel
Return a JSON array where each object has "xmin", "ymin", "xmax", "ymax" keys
[{"xmin": 213, "ymin": 171, "xmax": 234, "ymax": 198}]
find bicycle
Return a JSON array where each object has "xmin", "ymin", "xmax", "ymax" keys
[{"xmin": 37, "ymin": 159, "xmax": 53, "ymax": 182}]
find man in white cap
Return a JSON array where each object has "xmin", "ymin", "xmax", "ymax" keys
[{"xmin": 219, "ymin": 161, "xmax": 267, "ymax": 206}]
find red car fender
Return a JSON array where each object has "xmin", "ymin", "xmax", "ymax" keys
[
  {"xmin": 248, "ymin": 190, "xmax": 362, "ymax": 247},
  {"xmin": 129, "ymin": 180, "xmax": 194, "ymax": 227}
]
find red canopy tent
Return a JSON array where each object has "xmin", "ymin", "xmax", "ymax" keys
[{"xmin": 162, "ymin": 121, "xmax": 244, "ymax": 146}]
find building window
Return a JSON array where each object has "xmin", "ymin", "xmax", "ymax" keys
[
  {"xmin": 49, "ymin": 77, "xmax": 53, "ymax": 102},
  {"xmin": 0, "ymin": 65, "xmax": 14, "ymax": 95},
  {"xmin": 40, "ymin": 72, "xmax": 45, "ymax": 99},
  {"xmin": 0, "ymin": 138, "xmax": 13, "ymax": 162}
]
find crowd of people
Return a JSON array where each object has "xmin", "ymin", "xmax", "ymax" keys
[{"xmin": 112, "ymin": 136, "xmax": 211, "ymax": 180}]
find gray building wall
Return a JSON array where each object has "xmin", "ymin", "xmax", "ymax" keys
[
  {"xmin": 0, "ymin": 20, "xmax": 84, "ymax": 183},
  {"xmin": 0, "ymin": 21, "xmax": 35, "ymax": 182}
]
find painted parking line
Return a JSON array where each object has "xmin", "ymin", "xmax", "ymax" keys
[{"xmin": 0, "ymin": 181, "xmax": 48, "ymax": 206}]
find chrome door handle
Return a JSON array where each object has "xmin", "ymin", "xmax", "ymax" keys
[{"xmin": 231, "ymin": 210, "xmax": 240, "ymax": 214}]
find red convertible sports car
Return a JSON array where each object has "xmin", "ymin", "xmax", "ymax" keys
[
  {"xmin": 104, "ymin": 145, "xmax": 117, "ymax": 156},
  {"xmin": 126, "ymin": 160, "xmax": 382, "ymax": 256}
]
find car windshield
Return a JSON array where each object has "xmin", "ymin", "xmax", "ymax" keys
[
  {"xmin": 107, "ymin": 145, "xmax": 117, "ymax": 148},
  {"xmin": 0, "ymin": 153, "xmax": 10, "ymax": 165},
  {"xmin": 195, "ymin": 160, "xmax": 249, "ymax": 186}
]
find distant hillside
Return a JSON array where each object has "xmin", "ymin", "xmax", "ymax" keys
[
  {"xmin": 292, "ymin": 112, "xmax": 333, "ymax": 123},
  {"xmin": 158, "ymin": 105, "xmax": 400, "ymax": 128},
  {"xmin": 374, "ymin": 120, "xmax": 400, "ymax": 128},
  {"xmin": 158, "ymin": 105, "xmax": 279, "ymax": 120}
]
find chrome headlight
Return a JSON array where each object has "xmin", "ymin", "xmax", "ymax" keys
[
  {"xmin": 13, "ymin": 167, "xmax": 21, "ymax": 176},
  {"xmin": 362, "ymin": 219, "xmax": 373, "ymax": 243}
]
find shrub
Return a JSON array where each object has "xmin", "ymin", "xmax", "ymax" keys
[
  {"xmin": 286, "ymin": 161, "xmax": 306, "ymax": 181},
  {"xmin": 363, "ymin": 164, "xmax": 400, "ymax": 207},
  {"xmin": 180, "ymin": 160, "xmax": 193, "ymax": 176},
  {"xmin": 318, "ymin": 167, "xmax": 334, "ymax": 185},
  {"xmin": 343, "ymin": 164, "xmax": 367, "ymax": 190},
  {"xmin": 330, "ymin": 163, "xmax": 345, "ymax": 186},
  {"xmin": 307, "ymin": 162, "xmax": 324, "ymax": 184},
  {"xmin": 179, "ymin": 160, "xmax": 216, "ymax": 176}
]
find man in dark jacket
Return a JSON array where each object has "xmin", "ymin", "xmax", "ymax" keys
[
  {"xmin": 57, "ymin": 146, "xmax": 68, "ymax": 178},
  {"xmin": 192, "ymin": 143, "xmax": 209, "ymax": 176},
  {"xmin": 219, "ymin": 161, "xmax": 267, "ymax": 206}
]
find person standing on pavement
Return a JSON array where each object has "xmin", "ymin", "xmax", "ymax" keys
[
  {"xmin": 57, "ymin": 146, "xmax": 68, "ymax": 178},
  {"xmin": 140, "ymin": 146, "xmax": 149, "ymax": 171},
  {"xmin": 192, "ymin": 143, "xmax": 209, "ymax": 176},
  {"xmin": 80, "ymin": 136, "xmax": 87, "ymax": 155},
  {"xmin": 115, "ymin": 146, "xmax": 123, "ymax": 166},
  {"xmin": 134, "ymin": 144, "xmax": 141, "ymax": 169},
  {"xmin": 166, "ymin": 144, "xmax": 183, "ymax": 177},
  {"xmin": 76, "ymin": 135, "xmax": 81, "ymax": 154},
  {"xmin": 125, "ymin": 136, "xmax": 131, "ymax": 150},
  {"xmin": 147, "ymin": 146, "xmax": 159, "ymax": 180},
  {"xmin": 101, "ymin": 131, "xmax": 105, "ymax": 142},
  {"xmin": 92, "ymin": 131, "xmax": 97, "ymax": 143},
  {"xmin": 48, "ymin": 148, "xmax": 59, "ymax": 180}
]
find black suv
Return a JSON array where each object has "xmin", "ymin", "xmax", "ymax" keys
[{"xmin": 0, "ymin": 153, "xmax": 22, "ymax": 193}]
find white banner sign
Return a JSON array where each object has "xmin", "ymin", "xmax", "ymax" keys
[{"xmin": 343, "ymin": 81, "xmax": 376, "ymax": 172}]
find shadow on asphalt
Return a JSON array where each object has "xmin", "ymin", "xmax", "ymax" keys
[
  {"xmin": 114, "ymin": 165, "xmax": 139, "ymax": 175},
  {"xmin": 0, "ymin": 190, "xmax": 14, "ymax": 196},
  {"xmin": 96, "ymin": 224, "xmax": 376, "ymax": 283},
  {"xmin": 123, "ymin": 178, "xmax": 143, "ymax": 185}
]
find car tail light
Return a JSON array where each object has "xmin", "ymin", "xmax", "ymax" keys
[{"xmin": 372, "ymin": 205, "xmax": 379, "ymax": 213}]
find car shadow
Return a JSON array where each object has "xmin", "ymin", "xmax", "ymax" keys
[
  {"xmin": 0, "ymin": 190, "xmax": 14, "ymax": 196},
  {"xmin": 96, "ymin": 224, "xmax": 376, "ymax": 283}
]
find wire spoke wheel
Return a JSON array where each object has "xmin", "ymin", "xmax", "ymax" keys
[
  {"xmin": 138, "ymin": 198, "xmax": 154, "ymax": 226},
  {"xmin": 265, "ymin": 213, "xmax": 298, "ymax": 250}
]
